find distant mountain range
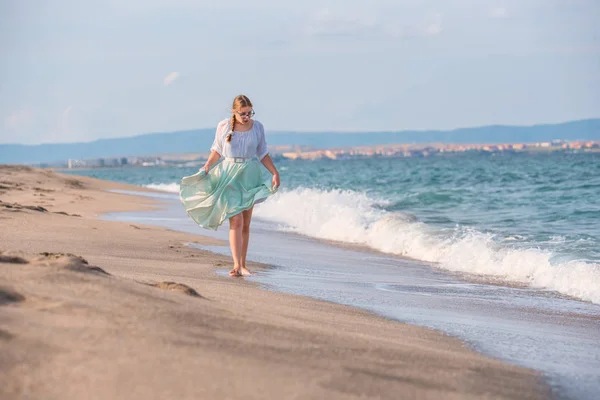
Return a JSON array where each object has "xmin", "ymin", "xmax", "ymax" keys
[{"xmin": 1, "ymin": 119, "xmax": 599, "ymax": 165}]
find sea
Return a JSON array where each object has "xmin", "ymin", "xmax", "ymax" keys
[{"xmin": 64, "ymin": 151, "xmax": 600, "ymax": 400}]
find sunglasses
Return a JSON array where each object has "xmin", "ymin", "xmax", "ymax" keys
[{"xmin": 235, "ymin": 110, "xmax": 255, "ymax": 118}]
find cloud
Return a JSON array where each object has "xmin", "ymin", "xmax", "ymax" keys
[
  {"xmin": 305, "ymin": 7, "xmax": 378, "ymax": 37},
  {"xmin": 305, "ymin": 6, "xmax": 442, "ymax": 40},
  {"xmin": 4, "ymin": 109, "xmax": 34, "ymax": 130},
  {"xmin": 490, "ymin": 7, "xmax": 508, "ymax": 18},
  {"xmin": 424, "ymin": 13, "xmax": 443, "ymax": 36},
  {"xmin": 63, "ymin": 105, "xmax": 74, "ymax": 117},
  {"xmin": 163, "ymin": 72, "xmax": 179, "ymax": 86},
  {"xmin": 385, "ymin": 12, "xmax": 443, "ymax": 39}
]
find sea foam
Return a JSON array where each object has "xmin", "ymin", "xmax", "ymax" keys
[
  {"xmin": 146, "ymin": 183, "xmax": 180, "ymax": 193},
  {"xmin": 144, "ymin": 182, "xmax": 600, "ymax": 304},
  {"xmin": 253, "ymin": 187, "xmax": 600, "ymax": 304}
]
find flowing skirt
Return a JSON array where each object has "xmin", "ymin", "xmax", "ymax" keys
[{"xmin": 179, "ymin": 158, "xmax": 276, "ymax": 230}]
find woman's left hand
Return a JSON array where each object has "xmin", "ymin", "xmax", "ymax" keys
[{"xmin": 272, "ymin": 173, "xmax": 280, "ymax": 190}]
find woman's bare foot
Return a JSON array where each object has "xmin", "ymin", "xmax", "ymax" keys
[
  {"xmin": 240, "ymin": 266, "xmax": 254, "ymax": 276},
  {"xmin": 229, "ymin": 268, "xmax": 242, "ymax": 277}
]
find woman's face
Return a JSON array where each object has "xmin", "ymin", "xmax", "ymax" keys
[{"xmin": 233, "ymin": 106, "xmax": 254, "ymax": 125}]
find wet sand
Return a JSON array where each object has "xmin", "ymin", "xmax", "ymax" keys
[{"xmin": 0, "ymin": 165, "xmax": 552, "ymax": 399}]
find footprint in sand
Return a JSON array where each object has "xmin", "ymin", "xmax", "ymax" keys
[
  {"xmin": 53, "ymin": 211, "xmax": 81, "ymax": 217},
  {"xmin": 0, "ymin": 287, "xmax": 25, "ymax": 304},
  {"xmin": 31, "ymin": 252, "xmax": 110, "ymax": 275},
  {"xmin": 64, "ymin": 179, "xmax": 85, "ymax": 189},
  {"xmin": 0, "ymin": 202, "xmax": 48, "ymax": 213},
  {"xmin": 0, "ymin": 250, "xmax": 109, "ymax": 275},
  {"xmin": 147, "ymin": 282, "xmax": 203, "ymax": 298},
  {"xmin": 0, "ymin": 253, "xmax": 28, "ymax": 264},
  {"xmin": 34, "ymin": 187, "xmax": 55, "ymax": 193}
]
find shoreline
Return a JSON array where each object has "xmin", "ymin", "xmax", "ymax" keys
[{"xmin": 0, "ymin": 165, "xmax": 553, "ymax": 399}]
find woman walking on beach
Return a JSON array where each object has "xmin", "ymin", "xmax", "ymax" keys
[{"xmin": 180, "ymin": 94, "xmax": 280, "ymax": 277}]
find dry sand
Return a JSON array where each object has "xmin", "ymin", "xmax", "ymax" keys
[{"xmin": 0, "ymin": 165, "xmax": 552, "ymax": 399}]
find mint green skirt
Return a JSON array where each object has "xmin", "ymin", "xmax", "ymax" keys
[{"xmin": 179, "ymin": 159, "xmax": 276, "ymax": 230}]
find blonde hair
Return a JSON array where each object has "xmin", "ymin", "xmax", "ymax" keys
[{"xmin": 227, "ymin": 94, "xmax": 253, "ymax": 142}]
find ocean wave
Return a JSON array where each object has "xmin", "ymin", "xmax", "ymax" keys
[
  {"xmin": 145, "ymin": 183, "xmax": 180, "ymax": 193},
  {"xmin": 254, "ymin": 187, "xmax": 600, "ymax": 304}
]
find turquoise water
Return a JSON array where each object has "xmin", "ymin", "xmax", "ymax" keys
[{"xmin": 66, "ymin": 152, "xmax": 600, "ymax": 304}]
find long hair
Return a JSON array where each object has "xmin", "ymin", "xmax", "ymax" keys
[{"xmin": 227, "ymin": 94, "xmax": 253, "ymax": 142}]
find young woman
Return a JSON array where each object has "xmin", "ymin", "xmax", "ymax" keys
[{"xmin": 180, "ymin": 94, "xmax": 280, "ymax": 277}]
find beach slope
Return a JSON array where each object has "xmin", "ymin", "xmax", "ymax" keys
[{"xmin": 0, "ymin": 165, "xmax": 551, "ymax": 399}]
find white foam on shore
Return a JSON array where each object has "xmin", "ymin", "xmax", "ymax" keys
[
  {"xmin": 254, "ymin": 187, "xmax": 600, "ymax": 304},
  {"xmin": 146, "ymin": 183, "xmax": 180, "ymax": 193}
]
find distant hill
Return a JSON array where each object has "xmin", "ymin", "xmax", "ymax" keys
[{"xmin": 1, "ymin": 119, "xmax": 599, "ymax": 165}]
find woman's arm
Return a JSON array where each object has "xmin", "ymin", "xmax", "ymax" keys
[
  {"xmin": 202, "ymin": 150, "xmax": 221, "ymax": 173},
  {"xmin": 261, "ymin": 154, "xmax": 280, "ymax": 189}
]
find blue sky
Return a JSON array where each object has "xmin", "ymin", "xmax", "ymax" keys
[{"xmin": 1, "ymin": 0, "xmax": 599, "ymax": 144}]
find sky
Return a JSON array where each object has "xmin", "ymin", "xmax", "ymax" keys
[{"xmin": 1, "ymin": 0, "xmax": 599, "ymax": 145}]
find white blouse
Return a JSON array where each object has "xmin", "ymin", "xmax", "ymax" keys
[{"xmin": 210, "ymin": 118, "xmax": 269, "ymax": 160}]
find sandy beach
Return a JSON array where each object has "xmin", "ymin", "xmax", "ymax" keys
[{"xmin": 0, "ymin": 165, "xmax": 552, "ymax": 400}]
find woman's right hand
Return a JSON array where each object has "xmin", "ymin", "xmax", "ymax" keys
[{"xmin": 202, "ymin": 151, "xmax": 221, "ymax": 175}]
